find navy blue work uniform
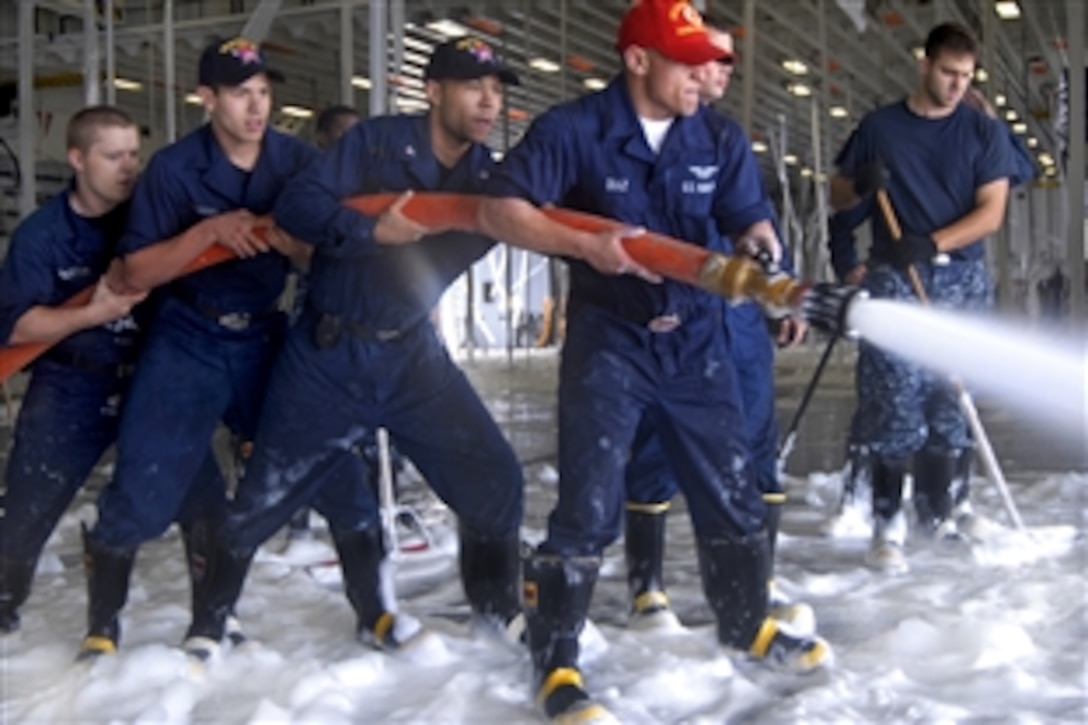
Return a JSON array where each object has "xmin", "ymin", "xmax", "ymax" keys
[
  {"xmin": 828, "ymin": 199, "xmax": 873, "ymax": 283},
  {"xmin": 489, "ymin": 78, "xmax": 772, "ymax": 555},
  {"xmin": 91, "ymin": 125, "xmax": 317, "ymax": 548},
  {"xmin": 0, "ymin": 194, "xmax": 143, "ymax": 613},
  {"xmin": 215, "ymin": 113, "xmax": 524, "ymax": 553},
  {"xmin": 836, "ymin": 101, "xmax": 1010, "ymax": 460}
]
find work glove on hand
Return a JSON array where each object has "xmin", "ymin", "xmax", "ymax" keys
[
  {"xmin": 800, "ymin": 282, "xmax": 866, "ymax": 339},
  {"xmin": 890, "ymin": 233, "xmax": 938, "ymax": 270},
  {"xmin": 852, "ymin": 159, "xmax": 889, "ymax": 199}
]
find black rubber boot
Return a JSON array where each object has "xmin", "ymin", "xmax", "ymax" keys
[
  {"xmin": 913, "ymin": 450, "xmax": 958, "ymax": 535},
  {"xmin": 331, "ymin": 526, "xmax": 420, "ymax": 650},
  {"xmin": 458, "ymin": 525, "xmax": 522, "ymax": 640},
  {"xmin": 286, "ymin": 508, "xmax": 311, "ymax": 538},
  {"xmin": 182, "ymin": 519, "xmax": 246, "ymax": 649},
  {"xmin": 79, "ymin": 526, "xmax": 136, "ymax": 659},
  {"xmin": 839, "ymin": 443, "xmax": 872, "ymax": 512},
  {"xmin": 624, "ymin": 502, "xmax": 669, "ymax": 616},
  {"xmin": 871, "ymin": 457, "xmax": 908, "ymax": 526},
  {"xmin": 184, "ymin": 541, "xmax": 254, "ymax": 658},
  {"xmin": 951, "ymin": 447, "xmax": 974, "ymax": 510},
  {"xmin": 524, "ymin": 554, "xmax": 601, "ymax": 720},
  {"xmin": 0, "ymin": 558, "xmax": 36, "ymax": 634},
  {"xmin": 695, "ymin": 530, "xmax": 771, "ymax": 650}
]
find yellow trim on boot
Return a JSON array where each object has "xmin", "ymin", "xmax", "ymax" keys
[
  {"xmin": 80, "ymin": 635, "xmax": 117, "ymax": 656},
  {"xmin": 537, "ymin": 667, "xmax": 584, "ymax": 706},
  {"xmin": 632, "ymin": 589, "xmax": 670, "ymax": 614},
  {"xmin": 749, "ymin": 617, "xmax": 778, "ymax": 658},
  {"xmin": 625, "ymin": 500, "xmax": 671, "ymax": 515},
  {"xmin": 762, "ymin": 492, "xmax": 787, "ymax": 505},
  {"xmin": 796, "ymin": 637, "xmax": 831, "ymax": 671},
  {"xmin": 373, "ymin": 612, "xmax": 395, "ymax": 643},
  {"xmin": 553, "ymin": 702, "xmax": 614, "ymax": 724}
]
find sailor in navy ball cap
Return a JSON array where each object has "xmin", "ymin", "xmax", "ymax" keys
[{"xmin": 198, "ymin": 36, "xmax": 286, "ymax": 87}]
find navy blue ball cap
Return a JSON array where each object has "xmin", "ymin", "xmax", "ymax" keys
[
  {"xmin": 198, "ymin": 37, "xmax": 286, "ymax": 87},
  {"xmin": 424, "ymin": 37, "xmax": 520, "ymax": 85}
]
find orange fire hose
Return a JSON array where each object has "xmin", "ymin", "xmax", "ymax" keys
[{"xmin": 0, "ymin": 193, "xmax": 809, "ymax": 383}]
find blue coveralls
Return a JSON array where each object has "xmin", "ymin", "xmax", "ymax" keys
[
  {"xmin": 836, "ymin": 101, "xmax": 1011, "ymax": 460},
  {"xmin": 489, "ymin": 79, "xmax": 772, "ymax": 555},
  {"xmin": 0, "ymin": 194, "xmax": 145, "ymax": 564},
  {"xmin": 624, "ymin": 230, "xmax": 790, "ymax": 509},
  {"xmin": 92, "ymin": 125, "xmax": 317, "ymax": 548},
  {"xmin": 214, "ymin": 113, "xmax": 523, "ymax": 553}
]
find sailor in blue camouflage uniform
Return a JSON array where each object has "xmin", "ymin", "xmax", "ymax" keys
[
  {"xmin": 479, "ymin": 2, "xmax": 832, "ymax": 720},
  {"xmin": 831, "ymin": 22, "xmax": 1013, "ymax": 571},
  {"xmin": 0, "ymin": 107, "xmax": 147, "ymax": 634},
  {"xmin": 183, "ymin": 37, "xmax": 527, "ymax": 657},
  {"xmin": 77, "ymin": 38, "xmax": 317, "ymax": 657}
]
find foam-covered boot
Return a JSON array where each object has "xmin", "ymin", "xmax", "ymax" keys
[
  {"xmin": 181, "ymin": 519, "xmax": 246, "ymax": 651},
  {"xmin": 696, "ymin": 530, "xmax": 832, "ymax": 674},
  {"xmin": 332, "ymin": 526, "xmax": 422, "ymax": 651},
  {"xmin": 79, "ymin": 526, "xmax": 136, "ymax": 659},
  {"xmin": 762, "ymin": 494, "xmax": 816, "ymax": 635},
  {"xmin": 524, "ymin": 554, "xmax": 613, "ymax": 722},
  {"xmin": 0, "ymin": 558, "xmax": 35, "ymax": 634},
  {"xmin": 866, "ymin": 458, "xmax": 909, "ymax": 572},
  {"xmin": 624, "ymin": 502, "xmax": 678, "ymax": 629},
  {"xmin": 183, "ymin": 540, "xmax": 254, "ymax": 661},
  {"xmin": 913, "ymin": 449, "xmax": 960, "ymax": 538},
  {"xmin": 458, "ymin": 525, "xmax": 523, "ymax": 644}
]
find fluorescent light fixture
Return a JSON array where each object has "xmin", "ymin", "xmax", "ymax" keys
[
  {"xmin": 911, "ymin": 46, "xmax": 925, "ymax": 60},
  {"xmin": 529, "ymin": 57, "xmax": 561, "ymax": 73},
  {"xmin": 280, "ymin": 105, "xmax": 314, "ymax": 119},
  {"xmin": 829, "ymin": 106, "xmax": 849, "ymax": 118},
  {"xmin": 583, "ymin": 78, "xmax": 606, "ymax": 91},
  {"xmin": 783, "ymin": 154, "xmax": 799, "ymax": 166},
  {"xmin": 402, "ymin": 37, "xmax": 434, "ymax": 53},
  {"xmin": 1011, "ymin": 121, "xmax": 1028, "ymax": 134},
  {"xmin": 995, "ymin": 93, "xmax": 1007, "ymax": 106},
  {"xmin": 351, "ymin": 76, "xmax": 372, "ymax": 90},
  {"xmin": 787, "ymin": 83, "xmax": 812, "ymax": 97},
  {"xmin": 1038, "ymin": 153, "xmax": 1054, "ymax": 166},
  {"xmin": 396, "ymin": 98, "xmax": 430, "ymax": 112},
  {"xmin": 800, "ymin": 167, "xmax": 814, "ymax": 177},
  {"xmin": 184, "ymin": 93, "xmax": 203, "ymax": 105},
  {"xmin": 112, "ymin": 77, "xmax": 142, "ymax": 92},
  {"xmin": 1004, "ymin": 109, "xmax": 1018, "ymax": 121},
  {"xmin": 752, "ymin": 141, "xmax": 768, "ymax": 153},
  {"xmin": 994, "ymin": 1, "xmax": 1021, "ymax": 20},
  {"xmin": 491, "ymin": 151, "xmax": 504, "ymax": 162},
  {"xmin": 426, "ymin": 19, "xmax": 469, "ymax": 37},
  {"xmin": 974, "ymin": 68, "xmax": 988, "ymax": 83},
  {"xmin": 1026, "ymin": 136, "xmax": 1038, "ymax": 148},
  {"xmin": 1044, "ymin": 166, "xmax": 1057, "ymax": 177},
  {"xmin": 782, "ymin": 59, "xmax": 808, "ymax": 75}
]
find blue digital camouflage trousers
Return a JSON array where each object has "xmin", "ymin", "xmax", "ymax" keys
[{"xmin": 855, "ymin": 259, "xmax": 992, "ymax": 459}]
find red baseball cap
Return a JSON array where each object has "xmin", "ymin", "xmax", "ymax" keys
[{"xmin": 617, "ymin": 0, "xmax": 724, "ymax": 67}]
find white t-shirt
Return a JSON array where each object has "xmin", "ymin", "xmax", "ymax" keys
[{"xmin": 639, "ymin": 117, "xmax": 674, "ymax": 154}]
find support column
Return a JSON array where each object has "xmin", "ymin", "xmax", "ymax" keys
[
  {"xmin": 83, "ymin": 0, "xmax": 101, "ymax": 105},
  {"xmin": 368, "ymin": 0, "xmax": 388, "ymax": 117},
  {"xmin": 18, "ymin": 0, "xmax": 36, "ymax": 220},
  {"xmin": 741, "ymin": 0, "xmax": 755, "ymax": 136},
  {"xmin": 164, "ymin": 0, "xmax": 177, "ymax": 142},
  {"xmin": 105, "ymin": 0, "xmax": 116, "ymax": 105},
  {"xmin": 390, "ymin": 0, "xmax": 405, "ymax": 112},
  {"xmin": 340, "ymin": 0, "xmax": 354, "ymax": 106},
  {"xmin": 1066, "ymin": 0, "xmax": 1085, "ymax": 325}
]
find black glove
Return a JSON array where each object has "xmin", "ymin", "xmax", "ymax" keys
[
  {"xmin": 852, "ymin": 159, "xmax": 888, "ymax": 199},
  {"xmin": 889, "ymin": 233, "xmax": 938, "ymax": 270},
  {"xmin": 800, "ymin": 282, "xmax": 867, "ymax": 338}
]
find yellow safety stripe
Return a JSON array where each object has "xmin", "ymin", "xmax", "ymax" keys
[
  {"xmin": 749, "ymin": 617, "xmax": 778, "ymax": 658},
  {"xmin": 632, "ymin": 589, "xmax": 670, "ymax": 614},
  {"xmin": 625, "ymin": 501, "xmax": 671, "ymax": 514},
  {"xmin": 537, "ymin": 667, "xmax": 584, "ymax": 705},
  {"xmin": 762, "ymin": 492, "xmax": 787, "ymax": 505},
  {"xmin": 80, "ymin": 635, "xmax": 117, "ymax": 655},
  {"xmin": 373, "ymin": 612, "xmax": 395, "ymax": 643}
]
